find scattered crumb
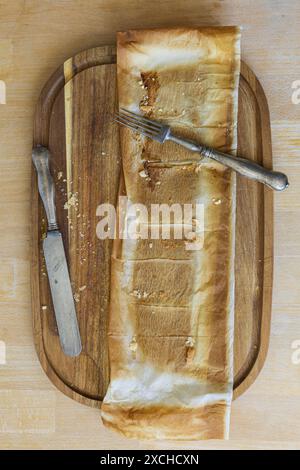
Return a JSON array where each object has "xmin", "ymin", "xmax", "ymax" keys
[
  {"xmin": 186, "ymin": 337, "xmax": 195, "ymax": 348},
  {"xmin": 132, "ymin": 289, "xmax": 142, "ymax": 299},
  {"xmin": 64, "ymin": 192, "xmax": 78, "ymax": 210},
  {"xmin": 41, "ymin": 305, "xmax": 47, "ymax": 310},
  {"xmin": 79, "ymin": 285, "xmax": 86, "ymax": 292},
  {"xmin": 139, "ymin": 170, "xmax": 148, "ymax": 178},
  {"xmin": 185, "ymin": 337, "xmax": 195, "ymax": 364},
  {"xmin": 139, "ymin": 167, "xmax": 151, "ymax": 182},
  {"xmin": 101, "ymin": 151, "xmax": 106, "ymax": 156},
  {"xmin": 131, "ymin": 289, "xmax": 149, "ymax": 299},
  {"xmin": 129, "ymin": 336, "xmax": 138, "ymax": 351},
  {"xmin": 74, "ymin": 293, "xmax": 80, "ymax": 303},
  {"xmin": 129, "ymin": 336, "xmax": 138, "ymax": 359},
  {"xmin": 149, "ymin": 242, "xmax": 153, "ymax": 248},
  {"xmin": 212, "ymin": 197, "xmax": 222, "ymax": 205},
  {"xmin": 57, "ymin": 171, "xmax": 63, "ymax": 180}
]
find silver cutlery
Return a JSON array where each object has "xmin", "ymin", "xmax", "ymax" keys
[{"xmin": 115, "ymin": 109, "xmax": 289, "ymax": 191}]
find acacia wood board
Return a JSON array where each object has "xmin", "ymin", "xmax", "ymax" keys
[{"xmin": 31, "ymin": 45, "xmax": 273, "ymax": 407}]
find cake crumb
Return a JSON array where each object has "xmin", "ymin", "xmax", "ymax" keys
[
  {"xmin": 64, "ymin": 192, "xmax": 78, "ymax": 210},
  {"xmin": 139, "ymin": 170, "xmax": 148, "ymax": 178},
  {"xmin": 129, "ymin": 336, "xmax": 138, "ymax": 359},
  {"xmin": 132, "ymin": 289, "xmax": 142, "ymax": 299},
  {"xmin": 185, "ymin": 337, "xmax": 195, "ymax": 364},
  {"xmin": 195, "ymin": 164, "xmax": 203, "ymax": 173},
  {"xmin": 186, "ymin": 337, "xmax": 195, "ymax": 348},
  {"xmin": 131, "ymin": 289, "xmax": 149, "ymax": 300},
  {"xmin": 212, "ymin": 197, "xmax": 222, "ymax": 205}
]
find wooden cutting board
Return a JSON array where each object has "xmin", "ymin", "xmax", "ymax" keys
[{"xmin": 31, "ymin": 45, "xmax": 273, "ymax": 407}]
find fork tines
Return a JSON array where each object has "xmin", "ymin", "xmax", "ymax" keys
[{"xmin": 114, "ymin": 108, "xmax": 166, "ymax": 142}]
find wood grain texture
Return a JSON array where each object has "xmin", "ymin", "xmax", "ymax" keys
[
  {"xmin": 32, "ymin": 47, "xmax": 119, "ymax": 406},
  {"xmin": 0, "ymin": 0, "xmax": 299, "ymax": 450},
  {"xmin": 30, "ymin": 46, "xmax": 273, "ymax": 406}
]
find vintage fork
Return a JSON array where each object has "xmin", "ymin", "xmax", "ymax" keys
[{"xmin": 115, "ymin": 108, "xmax": 288, "ymax": 191}]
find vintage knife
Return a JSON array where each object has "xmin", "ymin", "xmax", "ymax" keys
[{"xmin": 32, "ymin": 146, "xmax": 82, "ymax": 357}]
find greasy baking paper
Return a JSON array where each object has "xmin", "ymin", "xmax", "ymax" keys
[{"xmin": 101, "ymin": 26, "xmax": 241, "ymax": 440}]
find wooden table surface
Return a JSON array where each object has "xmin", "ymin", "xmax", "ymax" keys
[{"xmin": 0, "ymin": 0, "xmax": 299, "ymax": 450}]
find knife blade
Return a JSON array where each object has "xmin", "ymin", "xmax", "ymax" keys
[{"xmin": 32, "ymin": 145, "xmax": 82, "ymax": 357}]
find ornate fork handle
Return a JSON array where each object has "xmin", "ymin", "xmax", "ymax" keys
[
  {"xmin": 201, "ymin": 145, "xmax": 288, "ymax": 191},
  {"xmin": 169, "ymin": 135, "xmax": 289, "ymax": 191}
]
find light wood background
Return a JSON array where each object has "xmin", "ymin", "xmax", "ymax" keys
[{"xmin": 0, "ymin": 0, "xmax": 299, "ymax": 450}]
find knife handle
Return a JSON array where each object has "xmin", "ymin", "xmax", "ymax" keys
[{"xmin": 32, "ymin": 146, "xmax": 58, "ymax": 230}]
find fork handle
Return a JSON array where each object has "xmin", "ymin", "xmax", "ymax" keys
[
  {"xmin": 168, "ymin": 135, "xmax": 289, "ymax": 191},
  {"xmin": 199, "ymin": 146, "xmax": 288, "ymax": 191}
]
